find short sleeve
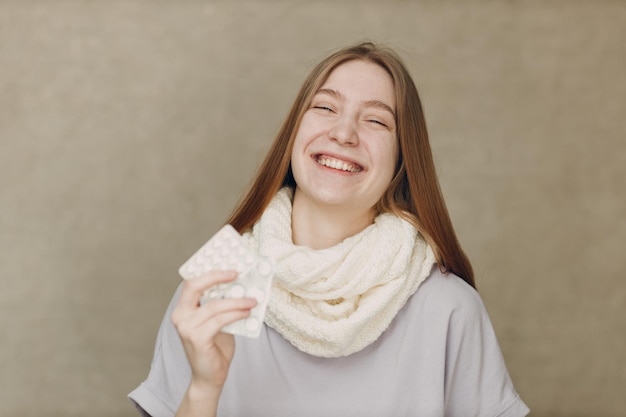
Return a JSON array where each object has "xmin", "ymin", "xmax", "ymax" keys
[
  {"xmin": 128, "ymin": 284, "xmax": 190, "ymax": 417},
  {"xmin": 438, "ymin": 278, "xmax": 530, "ymax": 417}
]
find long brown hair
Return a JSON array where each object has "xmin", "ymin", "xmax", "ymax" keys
[{"xmin": 226, "ymin": 41, "xmax": 475, "ymax": 288}]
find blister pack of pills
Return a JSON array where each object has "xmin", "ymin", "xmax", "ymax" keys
[{"xmin": 178, "ymin": 224, "xmax": 274, "ymax": 338}]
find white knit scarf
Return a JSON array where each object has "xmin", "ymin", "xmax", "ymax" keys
[{"xmin": 242, "ymin": 187, "xmax": 436, "ymax": 358}]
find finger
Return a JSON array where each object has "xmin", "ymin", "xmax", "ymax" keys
[
  {"xmin": 176, "ymin": 270, "xmax": 237, "ymax": 313},
  {"xmin": 188, "ymin": 308, "xmax": 254, "ymax": 343},
  {"xmin": 185, "ymin": 297, "xmax": 257, "ymax": 329}
]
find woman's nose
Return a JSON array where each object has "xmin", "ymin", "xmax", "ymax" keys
[{"xmin": 329, "ymin": 115, "xmax": 358, "ymax": 146}]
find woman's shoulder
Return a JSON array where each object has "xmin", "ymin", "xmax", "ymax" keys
[{"xmin": 409, "ymin": 266, "xmax": 486, "ymax": 319}]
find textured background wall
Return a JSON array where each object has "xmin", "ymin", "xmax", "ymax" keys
[{"xmin": 1, "ymin": 1, "xmax": 624, "ymax": 416}]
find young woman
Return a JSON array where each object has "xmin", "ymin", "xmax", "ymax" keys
[{"xmin": 129, "ymin": 42, "xmax": 529, "ymax": 417}]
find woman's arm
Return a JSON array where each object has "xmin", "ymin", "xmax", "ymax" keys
[
  {"xmin": 175, "ymin": 381, "xmax": 222, "ymax": 417},
  {"xmin": 172, "ymin": 271, "xmax": 257, "ymax": 417}
]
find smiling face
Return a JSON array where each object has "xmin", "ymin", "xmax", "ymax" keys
[{"xmin": 290, "ymin": 59, "xmax": 399, "ymax": 221}]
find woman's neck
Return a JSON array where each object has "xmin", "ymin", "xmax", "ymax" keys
[{"xmin": 291, "ymin": 190, "xmax": 376, "ymax": 250}]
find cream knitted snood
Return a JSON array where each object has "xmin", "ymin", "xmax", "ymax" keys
[{"xmin": 243, "ymin": 187, "xmax": 435, "ymax": 358}]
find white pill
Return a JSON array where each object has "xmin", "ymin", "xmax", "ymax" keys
[
  {"xmin": 247, "ymin": 287, "xmax": 265, "ymax": 303},
  {"xmin": 229, "ymin": 284, "xmax": 245, "ymax": 298},
  {"xmin": 204, "ymin": 289, "xmax": 220, "ymax": 301}
]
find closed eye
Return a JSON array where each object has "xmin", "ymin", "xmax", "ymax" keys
[
  {"xmin": 368, "ymin": 119, "xmax": 387, "ymax": 127},
  {"xmin": 313, "ymin": 105, "xmax": 334, "ymax": 112}
]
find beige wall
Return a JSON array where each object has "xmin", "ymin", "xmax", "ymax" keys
[{"xmin": 1, "ymin": 1, "xmax": 625, "ymax": 416}]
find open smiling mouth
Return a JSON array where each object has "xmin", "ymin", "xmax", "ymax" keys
[{"xmin": 315, "ymin": 155, "xmax": 363, "ymax": 173}]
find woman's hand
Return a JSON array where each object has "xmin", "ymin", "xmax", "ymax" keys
[{"xmin": 172, "ymin": 270, "xmax": 257, "ymax": 392}]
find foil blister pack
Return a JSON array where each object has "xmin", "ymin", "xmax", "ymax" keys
[{"xmin": 178, "ymin": 225, "xmax": 273, "ymax": 338}]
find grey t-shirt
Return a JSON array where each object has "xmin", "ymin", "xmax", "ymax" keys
[{"xmin": 129, "ymin": 269, "xmax": 529, "ymax": 417}]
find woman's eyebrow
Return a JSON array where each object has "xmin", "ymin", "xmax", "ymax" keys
[
  {"xmin": 364, "ymin": 99, "xmax": 396, "ymax": 119},
  {"xmin": 315, "ymin": 88, "xmax": 396, "ymax": 118}
]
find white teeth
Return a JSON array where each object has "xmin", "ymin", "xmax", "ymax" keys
[{"xmin": 316, "ymin": 157, "xmax": 361, "ymax": 173}]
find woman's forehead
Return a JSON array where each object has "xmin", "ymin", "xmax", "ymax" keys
[{"xmin": 318, "ymin": 60, "xmax": 396, "ymax": 110}]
